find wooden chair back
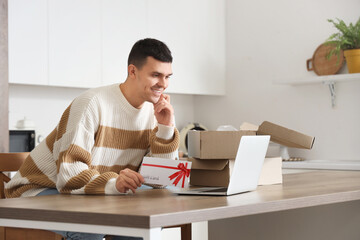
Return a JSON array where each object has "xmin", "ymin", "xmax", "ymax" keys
[
  {"xmin": 0, "ymin": 152, "xmax": 63, "ymax": 240},
  {"xmin": 0, "ymin": 152, "xmax": 29, "ymax": 199}
]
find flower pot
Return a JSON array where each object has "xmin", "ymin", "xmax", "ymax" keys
[{"xmin": 344, "ymin": 49, "xmax": 360, "ymax": 73}]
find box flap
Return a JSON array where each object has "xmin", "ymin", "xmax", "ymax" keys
[
  {"xmin": 258, "ymin": 121, "xmax": 315, "ymax": 149},
  {"xmin": 188, "ymin": 158, "xmax": 229, "ymax": 171}
]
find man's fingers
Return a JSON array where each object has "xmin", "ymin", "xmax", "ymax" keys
[
  {"xmin": 162, "ymin": 94, "xmax": 170, "ymax": 103},
  {"xmin": 132, "ymin": 170, "xmax": 145, "ymax": 185},
  {"xmin": 121, "ymin": 181, "xmax": 136, "ymax": 193},
  {"xmin": 154, "ymin": 94, "xmax": 164, "ymax": 106},
  {"xmin": 121, "ymin": 172, "xmax": 140, "ymax": 187},
  {"xmin": 124, "ymin": 174, "xmax": 140, "ymax": 189},
  {"xmin": 154, "ymin": 97, "xmax": 165, "ymax": 108},
  {"xmin": 154, "ymin": 102, "xmax": 168, "ymax": 113},
  {"xmin": 153, "ymin": 94, "xmax": 174, "ymax": 127},
  {"xmin": 116, "ymin": 168, "xmax": 145, "ymax": 193},
  {"xmin": 117, "ymin": 175, "xmax": 139, "ymax": 193},
  {"xmin": 123, "ymin": 172, "xmax": 140, "ymax": 187},
  {"xmin": 120, "ymin": 169, "xmax": 144, "ymax": 186},
  {"xmin": 154, "ymin": 94, "xmax": 169, "ymax": 107},
  {"xmin": 154, "ymin": 97, "xmax": 172, "ymax": 113}
]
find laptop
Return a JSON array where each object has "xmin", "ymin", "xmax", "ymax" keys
[{"xmin": 175, "ymin": 135, "xmax": 270, "ymax": 196}]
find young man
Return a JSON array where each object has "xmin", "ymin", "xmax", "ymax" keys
[{"xmin": 5, "ymin": 38, "xmax": 179, "ymax": 239}]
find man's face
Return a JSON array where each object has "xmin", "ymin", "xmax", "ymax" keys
[{"xmin": 133, "ymin": 57, "xmax": 173, "ymax": 104}]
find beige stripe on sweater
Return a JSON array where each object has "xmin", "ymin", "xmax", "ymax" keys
[{"xmin": 95, "ymin": 126, "xmax": 151, "ymax": 149}]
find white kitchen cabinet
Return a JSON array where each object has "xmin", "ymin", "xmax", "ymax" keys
[
  {"xmin": 101, "ymin": 0, "xmax": 148, "ymax": 85},
  {"xmin": 8, "ymin": 0, "xmax": 48, "ymax": 85},
  {"xmin": 147, "ymin": 0, "xmax": 226, "ymax": 95},
  {"xmin": 9, "ymin": 0, "xmax": 226, "ymax": 95},
  {"xmin": 48, "ymin": 0, "xmax": 102, "ymax": 88}
]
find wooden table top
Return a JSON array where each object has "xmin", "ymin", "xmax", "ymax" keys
[{"xmin": 1, "ymin": 170, "xmax": 360, "ymax": 228}]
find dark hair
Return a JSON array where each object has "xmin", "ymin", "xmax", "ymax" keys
[{"xmin": 127, "ymin": 38, "xmax": 172, "ymax": 69}]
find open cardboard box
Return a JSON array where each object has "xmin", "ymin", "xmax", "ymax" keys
[
  {"xmin": 187, "ymin": 121, "xmax": 315, "ymax": 187},
  {"xmin": 188, "ymin": 121, "xmax": 315, "ymax": 159},
  {"xmin": 189, "ymin": 157, "xmax": 283, "ymax": 187}
]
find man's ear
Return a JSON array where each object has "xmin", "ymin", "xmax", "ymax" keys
[{"xmin": 128, "ymin": 64, "xmax": 137, "ymax": 78}]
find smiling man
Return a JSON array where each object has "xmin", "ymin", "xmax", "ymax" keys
[{"xmin": 5, "ymin": 38, "xmax": 179, "ymax": 239}]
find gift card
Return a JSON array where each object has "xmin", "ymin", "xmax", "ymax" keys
[{"xmin": 140, "ymin": 157, "xmax": 191, "ymax": 188}]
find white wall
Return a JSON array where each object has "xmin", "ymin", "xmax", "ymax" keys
[
  {"xmin": 9, "ymin": 84, "xmax": 195, "ymax": 140},
  {"xmin": 194, "ymin": 0, "xmax": 360, "ymax": 160}
]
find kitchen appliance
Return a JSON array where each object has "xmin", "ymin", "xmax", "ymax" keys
[
  {"xmin": 9, "ymin": 117, "xmax": 41, "ymax": 153},
  {"xmin": 9, "ymin": 130, "xmax": 35, "ymax": 152}
]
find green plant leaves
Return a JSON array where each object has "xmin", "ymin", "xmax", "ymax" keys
[{"xmin": 324, "ymin": 17, "xmax": 360, "ymax": 57}]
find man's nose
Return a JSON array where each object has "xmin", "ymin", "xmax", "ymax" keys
[{"xmin": 158, "ymin": 77, "xmax": 168, "ymax": 88}]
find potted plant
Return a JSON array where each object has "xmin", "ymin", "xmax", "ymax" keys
[{"xmin": 325, "ymin": 18, "xmax": 360, "ymax": 73}]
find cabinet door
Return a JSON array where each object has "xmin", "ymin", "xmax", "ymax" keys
[
  {"xmin": 102, "ymin": 0, "xmax": 148, "ymax": 86},
  {"xmin": 8, "ymin": 0, "xmax": 48, "ymax": 85},
  {"xmin": 48, "ymin": 0, "xmax": 101, "ymax": 88},
  {"xmin": 148, "ymin": 0, "xmax": 226, "ymax": 95}
]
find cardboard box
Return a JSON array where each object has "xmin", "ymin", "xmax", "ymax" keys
[
  {"xmin": 188, "ymin": 130, "xmax": 256, "ymax": 159},
  {"xmin": 258, "ymin": 157, "xmax": 283, "ymax": 185},
  {"xmin": 189, "ymin": 157, "xmax": 282, "ymax": 187},
  {"xmin": 188, "ymin": 121, "xmax": 315, "ymax": 159},
  {"xmin": 189, "ymin": 158, "xmax": 233, "ymax": 187}
]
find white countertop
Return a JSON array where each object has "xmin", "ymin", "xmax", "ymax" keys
[{"xmin": 282, "ymin": 159, "xmax": 360, "ymax": 171}]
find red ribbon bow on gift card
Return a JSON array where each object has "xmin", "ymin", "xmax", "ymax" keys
[
  {"xmin": 168, "ymin": 163, "xmax": 190, "ymax": 188},
  {"xmin": 142, "ymin": 162, "xmax": 191, "ymax": 188}
]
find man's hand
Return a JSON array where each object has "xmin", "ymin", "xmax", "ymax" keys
[
  {"xmin": 116, "ymin": 168, "xmax": 144, "ymax": 193},
  {"xmin": 153, "ymin": 94, "xmax": 174, "ymax": 126}
]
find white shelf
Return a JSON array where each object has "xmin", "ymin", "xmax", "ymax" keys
[
  {"xmin": 274, "ymin": 73, "xmax": 360, "ymax": 85},
  {"xmin": 273, "ymin": 73, "xmax": 360, "ymax": 107}
]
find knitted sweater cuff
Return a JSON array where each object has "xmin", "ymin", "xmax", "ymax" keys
[
  {"xmin": 156, "ymin": 124, "xmax": 175, "ymax": 140},
  {"xmin": 105, "ymin": 178, "xmax": 127, "ymax": 195}
]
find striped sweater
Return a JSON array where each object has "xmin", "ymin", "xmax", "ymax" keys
[{"xmin": 5, "ymin": 84, "xmax": 179, "ymax": 198}]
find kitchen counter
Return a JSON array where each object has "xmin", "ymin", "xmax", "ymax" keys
[{"xmin": 282, "ymin": 159, "xmax": 360, "ymax": 171}]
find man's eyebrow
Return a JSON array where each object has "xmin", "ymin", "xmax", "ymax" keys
[{"xmin": 152, "ymin": 72, "xmax": 173, "ymax": 76}]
